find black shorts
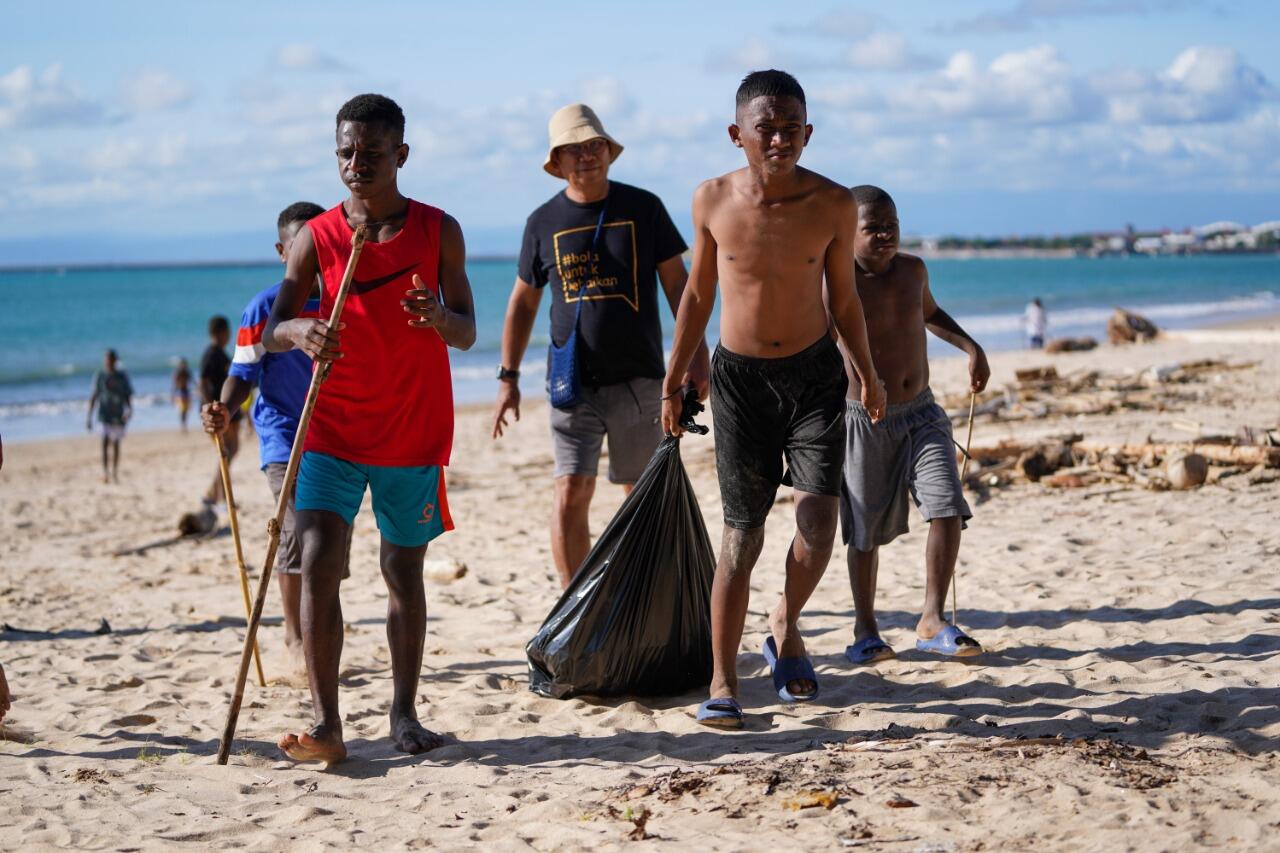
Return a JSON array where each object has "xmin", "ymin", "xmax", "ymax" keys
[{"xmin": 710, "ymin": 336, "xmax": 848, "ymax": 529}]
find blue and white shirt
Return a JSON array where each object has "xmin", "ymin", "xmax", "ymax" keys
[{"xmin": 229, "ymin": 282, "xmax": 320, "ymax": 468}]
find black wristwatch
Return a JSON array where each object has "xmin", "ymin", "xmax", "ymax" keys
[{"xmin": 497, "ymin": 366, "xmax": 521, "ymax": 381}]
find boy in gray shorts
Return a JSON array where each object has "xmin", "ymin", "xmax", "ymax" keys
[{"xmin": 835, "ymin": 185, "xmax": 991, "ymax": 662}]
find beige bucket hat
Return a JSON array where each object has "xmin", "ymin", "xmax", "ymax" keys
[{"xmin": 543, "ymin": 103, "xmax": 623, "ymax": 178}]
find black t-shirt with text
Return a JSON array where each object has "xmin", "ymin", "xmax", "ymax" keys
[{"xmin": 518, "ymin": 181, "xmax": 687, "ymax": 387}]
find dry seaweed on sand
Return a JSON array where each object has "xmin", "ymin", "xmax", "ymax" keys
[
  {"xmin": 942, "ymin": 358, "xmax": 1262, "ymax": 426},
  {"xmin": 955, "ymin": 406, "xmax": 1279, "ymax": 495}
]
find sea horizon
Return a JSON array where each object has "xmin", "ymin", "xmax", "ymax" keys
[{"xmin": 3, "ymin": 253, "xmax": 1277, "ymax": 444}]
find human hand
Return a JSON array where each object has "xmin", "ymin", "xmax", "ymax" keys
[
  {"xmin": 862, "ymin": 376, "xmax": 887, "ymax": 423},
  {"xmin": 290, "ymin": 318, "xmax": 344, "ymax": 363},
  {"xmin": 661, "ymin": 391, "xmax": 683, "ymax": 437},
  {"xmin": 491, "ymin": 381, "xmax": 521, "ymax": 439},
  {"xmin": 969, "ymin": 348, "xmax": 991, "ymax": 394},
  {"xmin": 202, "ymin": 402, "xmax": 231, "ymax": 435},
  {"xmin": 683, "ymin": 348, "xmax": 711, "ymax": 402},
  {"xmin": 402, "ymin": 274, "xmax": 444, "ymax": 329}
]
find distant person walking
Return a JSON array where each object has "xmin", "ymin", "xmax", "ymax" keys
[
  {"xmin": 200, "ymin": 315, "xmax": 239, "ymax": 505},
  {"xmin": 172, "ymin": 357, "xmax": 192, "ymax": 432},
  {"xmin": 491, "ymin": 103, "xmax": 710, "ymax": 588},
  {"xmin": 86, "ymin": 348, "xmax": 133, "ymax": 483},
  {"xmin": 1025, "ymin": 298, "xmax": 1047, "ymax": 349}
]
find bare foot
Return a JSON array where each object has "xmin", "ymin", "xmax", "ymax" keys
[
  {"xmin": 278, "ymin": 723, "xmax": 346, "ymax": 764},
  {"xmin": 390, "ymin": 710, "xmax": 445, "ymax": 755},
  {"xmin": 768, "ymin": 609, "xmax": 816, "ymax": 697}
]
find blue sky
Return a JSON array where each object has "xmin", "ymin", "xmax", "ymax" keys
[{"xmin": 3, "ymin": 0, "xmax": 1279, "ymax": 263}]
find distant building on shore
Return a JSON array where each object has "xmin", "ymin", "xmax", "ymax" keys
[
  {"xmin": 1096, "ymin": 220, "xmax": 1279, "ymax": 257},
  {"xmin": 903, "ymin": 219, "xmax": 1278, "ymax": 259}
]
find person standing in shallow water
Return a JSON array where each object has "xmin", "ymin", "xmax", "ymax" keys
[
  {"xmin": 87, "ymin": 348, "xmax": 133, "ymax": 484},
  {"xmin": 172, "ymin": 358, "xmax": 191, "ymax": 432},
  {"xmin": 263, "ymin": 93, "xmax": 476, "ymax": 764},
  {"xmin": 491, "ymin": 103, "xmax": 710, "ymax": 588},
  {"xmin": 1025, "ymin": 298, "xmax": 1047, "ymax": 349},
  {"xmin": 663, "ymin": 70, "xmax": 886, "ymax": 729}
]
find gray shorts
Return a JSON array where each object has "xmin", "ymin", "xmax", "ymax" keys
[
  {"xmin": 265, "ymin": 462, "xmax": 351, "ymax": 577},
  {"xmin": 550, "ymin": 377, "xmax": 663, "ymax": 484},
  {"xmin": 839, "ymin": 388, "xmax": 971, "ymax": 552}
]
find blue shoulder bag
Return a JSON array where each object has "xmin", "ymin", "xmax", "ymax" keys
[{"xmin": 548, "ymin": 199, "xmax": 608, "ymax": 409}]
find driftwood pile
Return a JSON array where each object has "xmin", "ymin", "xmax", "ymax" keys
[
  {"xmin": 958, "ymin": 432, "xmax": 1278, "ymax": 493},
  {"xmin": 947, "ymin": 359, "xmax": 1278, "ymax": 493},
  {"xmin": 941, "ymin": 359, "xmax": 1262, "ymax": 425}
]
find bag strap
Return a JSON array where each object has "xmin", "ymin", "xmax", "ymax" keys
[{"xmin": 570, "ymin": 195, "xmax": 609, "ymax": 329}]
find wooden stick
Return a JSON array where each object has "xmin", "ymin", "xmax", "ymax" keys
[
  {"xmin": 213, "ymin": 432, "xmax": 266, "ymax": 687},
  {"xmin": 953, "ymin": 392, "xmax": 976, "ymax": 626},
  {"xmin": 217, "ymin": 224, "xmax": 367, "ymax": 765}
]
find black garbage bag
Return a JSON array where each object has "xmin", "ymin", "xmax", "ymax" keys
[{"xmin": 526, "ymin": 401, "xmax": 715, "ymax": 699}]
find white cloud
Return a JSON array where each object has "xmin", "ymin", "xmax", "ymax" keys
[
  {"xmin": 580, "ymin": 77, "xmax": 635, "ymax": 119},
  {"xmin": 86, "ymin": 133, "xmax": 189, "ymax": 172},
  {"xmin": 845, "ymin": 32, "xmax": 936, "ymax": 71},
  {"xmin": 274, "ymin": 44, "xmax": 349, "ymax": 72},
  {"xmin": 118, "ymin": 69, "xmax": 196, "ymax": 113},
  {"xmin": 810, "ymin": 80, "xmax": 883, "ymax": 110},
  {"xmin": 939, "ymin": 0, "xmax": 1183, "ymax": 34},
  {"xmin": 704, "ymin": 39, "xmax": 816, "ymax": 74},
  {"xmin": 779, "ymin": 9, "xmax": 879, "ymax": 39},
  {"xmin": 900, "ymin": 45, "xmax": 1100, "ymax": 124},
  {"xmin": 0, "ymin": 64, "xmax": 102, "ymax": 129},
  {"xmin": 1102, "ymin": 46, "xmax": 1275, "ymax": 124},
  {"xmin": 719, "ymin": 15, "xmax": 934, "ymax": 75}
]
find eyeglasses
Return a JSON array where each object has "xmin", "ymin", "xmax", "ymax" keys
[{"xmin": 559, "ymin": 138, "xmax": 608, "ymax": 158}]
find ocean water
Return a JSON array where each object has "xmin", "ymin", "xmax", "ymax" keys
[{"xmin": 1, "ymin": 254, "xmax": 1276, "ymax": 442}]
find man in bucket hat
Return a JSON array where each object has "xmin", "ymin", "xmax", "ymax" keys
[{"xmin": 492, "ymin": 103, "xmax": 710, "ymax": 588}]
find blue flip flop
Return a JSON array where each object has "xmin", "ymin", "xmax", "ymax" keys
[
  {"xmin": 844, "ymin": 635, "xmax": 897, "ymax": 666},
  {"xmin": 915, "ymin": 624, "xmax": 982, "ymax": 658},
  {"xmin": 762, "ymin": 636, "xmax": 819, "ymax": 702},
  {"xmin": 696, "ymin": 697, "xmax": 744, "ymax": 729}
]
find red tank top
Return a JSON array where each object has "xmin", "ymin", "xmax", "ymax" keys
[{"xmin": 304, "ymin": 200, "xmax": 453, "ymax": 467}]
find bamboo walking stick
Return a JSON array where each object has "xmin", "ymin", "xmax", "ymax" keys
[
  {"xmin": 213, "ymin": 432, "xmax": 266, "ymax": 687},
  {"xmin": 217, "ymin": 224, "xmax": 367, "ymax": 765},
  {"xmin": 952, "ymin": 391, "xmax": 977, "ymax": 626}
]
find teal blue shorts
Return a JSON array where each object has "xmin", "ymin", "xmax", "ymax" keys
[{"xmin": 295, "ymin": 452, "xmax": 453, "ymax": 548}]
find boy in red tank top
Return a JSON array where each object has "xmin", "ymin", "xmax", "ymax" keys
[{"xmin": 262, "ymin": 94, "xmax": 477, "ymax": 764}]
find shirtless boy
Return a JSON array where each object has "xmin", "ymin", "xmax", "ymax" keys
[
  {"xmin": 262, "ymin": 94, "xmax": 476, "ymax": 763},
  {"xmin": 836, "ymin": 185, "xmax": 990, "ymax": 665},
  {"xmin": 663, "ymin": 71, "xmax": 886, "ymax": 728}
]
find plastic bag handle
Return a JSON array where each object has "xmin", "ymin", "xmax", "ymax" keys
[{"xmin": 678, "ymin": 386, "xmax": 709, "ymax": 435}]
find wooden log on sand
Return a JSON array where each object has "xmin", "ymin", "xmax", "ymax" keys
[{"xmin": 1075, "ymin": 441, "xmax": 1280, "ymax": 468}]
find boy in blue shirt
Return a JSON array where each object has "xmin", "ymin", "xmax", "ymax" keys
[{"xmin": 202, "ymin": 201, "xmax": 350, "ymax": 683}]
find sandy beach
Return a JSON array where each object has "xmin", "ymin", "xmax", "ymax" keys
[{"xmin": 2, "ymin": 322, "xmax": 1278, "ymax": 851}]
